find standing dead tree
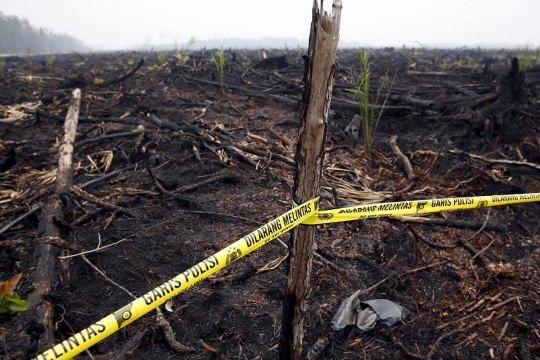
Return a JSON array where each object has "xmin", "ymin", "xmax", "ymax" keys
[
  {"xmin": 279, "ymin": 1, "xmax": 342, "ymax": 360},
  {"xmin": 16, "ymin": 89, "xmax": 81, "ymax": 357}
]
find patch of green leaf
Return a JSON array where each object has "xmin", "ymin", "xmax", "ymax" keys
[
  {"xmin": 0, "ymin": 274, "xmax": 29, "ymax": 314},
  {"xmin": 210, "ymin": 49, "xmax": 226, "ymax": 95},
  {"xmin": 348, "ymin": 49, "xmax": 396, "ymax": 162}
]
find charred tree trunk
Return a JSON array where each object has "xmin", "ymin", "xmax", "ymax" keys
[
  {"xmin": 485, "ymin": 57, "xmax": 529, "ymax": 143},
  {"xmin": 500, "ymin": 57, "xmax": 527, "ymax": 104},
  {"xmin": 16, "ymin": 89, "xmax": 81, "ymax": 356},
  {"xmin": 279, "ymin": 2, "xmax": 342, "ymax": 360}
]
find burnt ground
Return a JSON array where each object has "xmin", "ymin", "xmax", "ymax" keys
[{"xmin": 1, "ymin": 47, "xmax": 540, "ymax": 359}]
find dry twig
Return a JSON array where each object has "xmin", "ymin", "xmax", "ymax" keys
[
  {"xmin": 389, "ymin": 135, "xmax": 416, "ymax": 180},
  {"xmin": 71, "ymin": 186, "xmax": 139, "ymax": 218},
  {"xmin": 449, "ymin": 149, "xmax": 540, "ymax": 172},
  {"xmin": 424, "ymin": 312, "xmax": 494, "ymax": 360},
  {"xmin": 80, "ymin": 253, "xmax": 193, "ymax": 354}
]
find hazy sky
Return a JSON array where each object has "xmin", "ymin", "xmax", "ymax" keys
[{"xmin": 1, "ymin": 0, "xmax": 539, "ymax": 49}]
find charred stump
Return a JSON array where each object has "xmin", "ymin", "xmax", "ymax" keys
[
  {"xmin": 479, "ymin": 57, "xmax": 529, "ymax": 143},
  {"xmin": 279, "ymin": 1, "xmax": 342, "ymax": 360},
  {"xmin": 253, "ymin": 55, "xmax": 290, "ymax": 70},
  {"xmin": 500, "ymin": 57, "xmax": 527, "ymax": 104}
]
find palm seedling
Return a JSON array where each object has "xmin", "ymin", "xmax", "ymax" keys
[
  {"xmin": 349, "ymin": 48, "xmax": 395, "ymax": 163},
  {"xmin": 210, "ymin": 49, "xmax": 226, "ymax": 95}
]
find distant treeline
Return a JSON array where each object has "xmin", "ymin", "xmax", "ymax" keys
[
  {"xmin": 140, "ymin": 37, "xmax": 366, "ymax": 51},
  {"xmin": 0, "ymin": 12, "xmax": 89, "ymax": 54}
]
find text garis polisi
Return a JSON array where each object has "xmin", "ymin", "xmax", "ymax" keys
[{"xmin": 142, "ymin": 255, "xmax": 219, "ymax": 305}]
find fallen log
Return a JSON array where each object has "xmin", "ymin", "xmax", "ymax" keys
[
  {"xmin": 331, "ymin": 97, "xmax": 413, "ymax": 116},
  {"xmin": 390, "ymin": 215, "xmax": 507, "ymax": 232},
  {"xmin": 388, "ymin": 94, "xmax": 437, "ymax": 110},
  {"xmin": 16, "ymin": 88, "xmax": 81, "ymax": 357},
  {"xmin": 449, "ymin": 149, "xmax": 540, "ymax": 172}
]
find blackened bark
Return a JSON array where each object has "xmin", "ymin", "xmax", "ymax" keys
[
  {"xmin": 16, "ymin": 88, "xmax": 81, "ymax": 357},
  {"xmin": 279, "ymin": 1, "xmax": 342, "ymax": 360}
]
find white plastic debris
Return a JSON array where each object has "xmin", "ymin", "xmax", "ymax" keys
[
  {"xmin": 332, "ymin": 290, "xmax": 411, "ymax": 333},
  {"xmin": 344, "ymin": 114, "xmax": 362, "ymax": 139}
]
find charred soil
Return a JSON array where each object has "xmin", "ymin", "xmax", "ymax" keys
[{"xmin": 1, "ymin": 47, "xmax": 540, "ymax": 359}]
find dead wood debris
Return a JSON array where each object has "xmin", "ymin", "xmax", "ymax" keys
[
  {"xmin": 62, "ymin": 58, "xmax": 144, "ymax": 88},
  {"xmin": 200, "ymin": 340, "xmax": 227, "ymax": 359},
  {"xmin": 389, "ymin": 135, "xmax": 416, "ymax": 180},
  {"xmin": 95, "ymin": 329, "xmax": 147, "ymax": 360},
  {"xmin": 146, "ymin": 165, "xmax": 202, "ymax": 209},
  {"xmin": 0, "ymin": 236, "xmax": 81, "ymax": 253},
  {"xmin": 208, "ymin": 264, "xmax": 256, "ymax": 284},
  {"xmin": 0, "ymin": 168, "xmax": 128, "ymax": 237},
  {"xmin": 457, "ymin": 233, "xmax": 491, "ymax": 266},
  {"xmin": 71, "ymin": 185, "xmax": 139, "ymax": 219},
  {"xmin": 80, "ymin": 251, "xmax": 194, "ymax": 355},
  {"xmin": 313, "ymin": 252, "xmax": 346, "ymax": 274},
  {"xmin": 156, "ymin": 308, "xmax": 195, "ymax": 354},
  {"xmin": 408, "ymin": 225, "xmax": 458, "ymax": 249},
  {"xmin": 37, "ymin": 128, "xmax": 145, "ymax": 156},
  {"xmin": 424, "ymin": 312, "xmax": 494, "ymax": 360},
  {"xmin": 391, "ymin": 215, "xmax": 506, "ymax": 232},
  {"xmin": 305, "ymin": 336, "xmax": 330, "ymax": 360},
  {"xmin": 37, "ymin": 110, "xmax": 147, "ymax": 126},
  {"xmin": 345, "ymin": 261, "xmax": 447, "ymax": 300},
  {"xmin": 394, "ymin": 337, "xmax": 423, "ymax": 359},
  {"xmin": 16, "ymin": 88, "xmax": 81, "ymax": 356},
  {"xmin": 449, "ymin": 149, "xmax": 540, "ymax": 172},
  {"xmin": 1, "ymin": 47, "xmax": 539, "ymax": 360}
]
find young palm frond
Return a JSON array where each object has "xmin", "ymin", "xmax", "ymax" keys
[{"xmin": 350, "ymin": 49, "xmax": 396, "ymax": 163}]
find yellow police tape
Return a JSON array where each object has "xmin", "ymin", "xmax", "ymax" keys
[
  {"xmin": 35, "ymin": 192, "xmax": 540, "ymax": 359},
  {"xmin": 301, "ymin": 192, "xmax": 540, "ymax": 225},
  {"xmin": 33, "ymin": 196, "xmax": 320, "ymax": 360}
]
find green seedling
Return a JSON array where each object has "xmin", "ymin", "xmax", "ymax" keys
[
  {"xmin": 146, "ymin": 64, "xmax": 160, "ymax": 71},
  {"xmin": 241, "ymin": 55, "xmax": 251, "ymax": 69},
  {"xmin": 174, "ymin": 51, "xmax": 189, "ymax": 67},
  {"xmin": 45, "ymin": 53, "xmax": 56, "ymax": 69},
  {"xmin": 174, "ymin": 36, "xmax": 196, "ymax": 67},
  {"xmin": 23, "ymin": 49, "xmax": 33, "ymax": 71},
  {"xmin": 295, "ymin": 45, "xmax": 304, "ymax": 63},
  {"xmin": 517, "ymin": 47, "xmax": 533, "ymax": 72},
  {"xmin": 0, "ymin": 274, "xmax": 29, "ymax": 314},
  {"xmin": 93, "ymin": 77, "xmax": 104, "ymax": 86},
  {"xmin": 127, "ymin": 60, "xmax": 134, "ymax": 66},
  {"xmin": 74, "ymin": 62, "xmax": 85, "ymax": 67},
  {"xmin": 187, "ymin": 36, "xmax": 196, "ymax": 49},
  {"xmin": 348, "ymin": 48, "xmax": 395, "ymax": 162},
  {"xmin": 210, "ymin": 49, "xmax": 226, "ymax": 95},
  {"xmin": 157, "ymin": 50, "xmax": 166, "ymax": 65}
]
